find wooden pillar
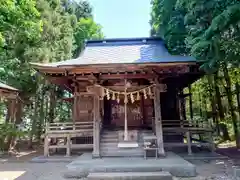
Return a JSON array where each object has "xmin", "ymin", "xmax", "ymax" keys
[
  {"xmin": 179, "ymin": 91, "xmax": 186, "ymax": 127},
  {"xmin": 44, "ymin": 135, "xmax": 49, "ymax": 157},
  {"xmin": 73, "ymin": 85, "xmax": 78, "ymax": 123},
  {"xmin": 208, "ymin": 131, "xmax": 215, "ymax": 152},
  {"xmin": 92, "ymin": 94, "xmax": 100, "ymax": 158},
  {"xmin": 186, "ymin": 131, "xmax": 192, "ymax": 155},
  {"xmin": 188, "ymin": 85, "xmax": 193, "ymax": 120},
  {"xmin": 66, "ymin": 134, "xmax": 71, "ymax": 157},
  {"xmin": 44, "ymin": 123, "xmax": 49, "ymax": 157},
  {"xmin": 153, "ymin": 84, "xmax": 165, "ymax": 156}
]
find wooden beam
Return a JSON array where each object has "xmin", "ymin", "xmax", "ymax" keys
[{"xmin": 99, "ymin": 73, "xmax": 157, "ymax": 80}]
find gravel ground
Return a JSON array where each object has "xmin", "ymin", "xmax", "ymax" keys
[
  {"xmin": 0, "ymin": 159, "xmax": 239, "ymax": 180},
  {"xmin": 0, "ymin": 162, "xmax": 71, "ymax": 180}
]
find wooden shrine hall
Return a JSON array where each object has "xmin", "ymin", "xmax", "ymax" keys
[
  {"xmin": 31, "ymin": 37, "xmax": 214, "ymax": 158},
  {"xmin": 0, "ymin": 82, "xmax": 19, "ymax": 99},
  {"xmin": 0, "ymin": 82, "xmax": 19, "ymax": 123}
]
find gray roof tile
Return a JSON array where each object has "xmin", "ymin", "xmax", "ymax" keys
[{"xmin": 32, "ymin": 37, "xmax": 196, "ymax": 67}]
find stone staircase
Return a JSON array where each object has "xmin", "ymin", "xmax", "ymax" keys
[
  {"xmin": 87, "ymin": 171, "xmax": 173, "ymax": 180},
  {"xmin": 100, "ymin": 130, "xmax": 154, "ymax": 157}
]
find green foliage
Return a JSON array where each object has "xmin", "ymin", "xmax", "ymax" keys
[
  {"xmin": 0, "ymin": 0, "xmax": 104, "ymax": 147},
  {"xmin": 73, "ymin": 17, "xmax": 104, "ymax": 57},
  {"xmin": 0, "ymin": 123, "xmax": 26, "ymax": 151},
  {"xmin": 150, "ymin": 0, "xmax": 240, "ymax": 145}
]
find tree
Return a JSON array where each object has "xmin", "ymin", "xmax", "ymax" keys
[
  {"xmin": 73, "ymin": 18, "xmax": 104, "ymax": 57},
  {"xmin": 0, "ymin": 0, "xmax": 104, "ymax": 151},
  {"xmin": 150, "ymin": 0, "xmax": 240, "ymax": 148}
]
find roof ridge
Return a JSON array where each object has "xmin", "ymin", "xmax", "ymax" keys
[{"xmin": 86, "ymin": 37, "xmax": 163, "ymax": 44}]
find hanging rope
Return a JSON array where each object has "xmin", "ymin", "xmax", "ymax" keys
[{"xmin": 95, "ymin": 84, "xmax": 156, "ymax": 104}]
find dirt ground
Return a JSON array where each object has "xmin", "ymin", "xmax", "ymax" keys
[
  {"xmin": 0, "ymin": 159, "xmax": 238, "ymax": 180},
  {"xmin": 0, "ymin": 148, "xmax": 239, "ymax": 180}
]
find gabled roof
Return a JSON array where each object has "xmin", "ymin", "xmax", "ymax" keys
[
  {"xmin": 31, "ymin": 37, "xmax": 196, "ymax": 68},
  {"xmin": 0, "ymin": 82, "xmax": 18, "ymax": 92}
]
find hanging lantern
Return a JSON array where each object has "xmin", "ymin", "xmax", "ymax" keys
[
  {"xmin": 106, "ymin": 89, "xmax": 110, "ymax": 100},
  {"xmin": 148, "ymin": 87, "xmax": 152, "ymax": 97},
  {"xmin": 130, "ymin": 93, "xmax": 134, "ymax": 103},
  {"xmin": 112, "ymin": 93, "xmax": 116, "ymax": 100},
  {"xmin": 136, "ymin": 92, "xmax": 140, "ymax": 101},
  {"xmin": 143, "ymin": 89, "xmax": 147, "ymax": 99},
  {"xmin": 117, "ymin": 93, "xmax": 120, "ymax": 103}
]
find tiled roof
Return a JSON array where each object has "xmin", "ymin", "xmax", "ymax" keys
[
  {"xmin": 31, "ymin": 37, "xmax": 196, "ymax": 67},
  {"xmin": 0, "ymin": 82, "xmax": 18, "ymax": 91}
]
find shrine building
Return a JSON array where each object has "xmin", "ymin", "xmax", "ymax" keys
[{"xmin": 31, "ymin": 37, "xmax": 213, "ymax": 158}]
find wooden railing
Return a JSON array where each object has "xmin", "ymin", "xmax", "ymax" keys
[
  {"xmin": 46, "ymin": 121, "xmax": 93, "ymax": 135},
  {"xmin": 162, "ymin": 119, "xmax": 211, "ymax": 130},
  {"xmin": 158, "ymin": 119, "xmax": 214, "ymax": 155},
  {"xmin": 44, "ymin": 121, "xmax": 93, "ymax": 157}
]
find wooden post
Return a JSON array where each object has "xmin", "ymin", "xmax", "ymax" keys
[
  {"xmin": 44, "ymin": 123, "xmax": 49, "ymax": 157},
  {"xmin": 208, "ymin": 131, "xmax": 215, "ymax": 152},
  {"xmin": 153, "ymin": 84, "xmax": 165, "ymax": 156},
  {"xmin": 186, "ymin": 131, "xmax": 192, "ymax": 155},
  {"xmin": 188, "ymin": 85, "xmax": 193, "ymax": 120},
  {"xmin": 93, "ymin": 94, "xmax": 100, "ymax": 158},
  {"xmin": 66, "ymin": 134, "xmax": 71, "ymax": 157},
  {"xmin": 73, "ymin": 85, "xmax": 78, "ymax": 122},
  {"xmin": 44, "ymin": 135, "xmax": 49, "ymax": 157}
]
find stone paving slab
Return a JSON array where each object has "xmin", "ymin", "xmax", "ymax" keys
[
  {"xmin": 234, "ymin": 167, "xmax": 240, "ymax": 178},
  {"xmin": 30, "ymin": 155, "xmax": 76, "ymax": 163},
  {"xmin": 178, "ymin": 152, "xmax": 228, "ymax": 161},
  {"xmin": 66, "ymin": 152, "xmax": 196, "ymax": 177},
  {"xmin": 87, "ymin": 171, "xmax": 173, "ymax": 180}
]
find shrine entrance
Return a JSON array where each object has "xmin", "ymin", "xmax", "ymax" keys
[
  {"xmin": 103, "ymin": 97, "xmax": 154, "ymax": 130},
  {"xmin": 98, "ymin": 79, "xmax": 166, "ymax": 144}
]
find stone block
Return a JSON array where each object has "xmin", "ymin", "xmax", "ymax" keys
[
  {"xmin": 63, "ymin": 169, "xmax": 89, "ymax": 179},
  {"xmin": 87, "ymin": 171, "xmax": 173, "ymax": 180},
  {"xmin": 234, "ymin": 167, "xmax": 240, "ymax": 178}
]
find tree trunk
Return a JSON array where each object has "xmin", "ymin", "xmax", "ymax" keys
[
  {"xmin": 49, "ymin": 86, "xmax": 56, "ymax": 123},
  {"xmin": 44, "ymin": 94, "xmax": 49, "ymax": 125},
  {"xmin": 222, "ymin": 65, "xmax": 240, "ymax": 148},
  {"xmin": 236, "ymin": 82, "xmax": 240, "ymax": 120},
  {"xmin": 28, "ymin": 95, "xmax": 38, "ymax": 149},
  {"xmin": 214, "ymin": 73, "xmax": 225, "ymax": 136},
  {"xmin": 5, "ymin": 101, "xmax": 11, "ymax": 123},
  {"xmin": 197, "ymin": 86, "xmax": 203, "ymax": 117},
  {"xmin": 8, "ymin": 98, "xmax": 24, "ymax": 152},
  {"xmin": 207, "ymin": 75, "xmax": 218, "ymax": 126},
  {"xmin": 37, "ymin": 89, "xmax": 45, "ymax": 142}
]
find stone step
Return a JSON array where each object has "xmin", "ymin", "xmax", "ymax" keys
[
  {"xmin": 87, "ymin": 171, "xmax": 173, "ymax": 180},
  {"xmin": 101, "ymin": 151, "xmax": 144, "ymax": 157},
  {"xmin": 101, "ymin": 138, "xmax": 118, "ymax": 142},
  {"xmin": 101, "ymin": 140, "xmax": 118, "ymax": 143},
  {"xmin": 100, "ymin": 146, "xmax": 144, "ymax": 151},
  {"xmin": 101, "ymin": 146, "xmax": 144, "ymax": 150},
  {"xmin": 101, "ymin": 135, "xmax": 118, "ymax": 139},
  {"xmin": 100, "ymin": 142, "xmax": 144, "ymax": 147},
  {"xmin": 100, "ymin": 150, "xmax": 144, "ymax": 155}
]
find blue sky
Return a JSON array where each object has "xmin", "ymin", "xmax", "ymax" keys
[{"xmin": 88, "ymin": 0, "xmax": 151, "ymax": 38}]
